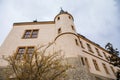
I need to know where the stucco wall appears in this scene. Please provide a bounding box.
[0,23,55,66]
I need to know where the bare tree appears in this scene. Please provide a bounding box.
[4,43,71,80]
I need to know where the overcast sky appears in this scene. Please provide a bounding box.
[0,0,120,51]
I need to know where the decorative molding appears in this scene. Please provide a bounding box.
[54,32,79,42]
[82,50,109,63]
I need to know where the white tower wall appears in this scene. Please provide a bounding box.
[54,12,83,57]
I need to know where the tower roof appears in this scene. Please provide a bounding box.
[54,8,74,21]
[59,8,68,14]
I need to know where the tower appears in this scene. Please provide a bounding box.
[54,9,83,57]
[54,9,95,80]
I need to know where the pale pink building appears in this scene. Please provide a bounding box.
[0,9,119,80]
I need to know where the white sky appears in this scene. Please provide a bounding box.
[0,0,120,51]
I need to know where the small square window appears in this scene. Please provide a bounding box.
[57,17,60,20]
[58,28,61,34]
[69,16,71,19]
[18,47,26,54]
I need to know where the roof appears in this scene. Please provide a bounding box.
[59,8,68,14]
[77,33,110,54]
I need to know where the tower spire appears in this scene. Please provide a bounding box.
[59,8,67,14]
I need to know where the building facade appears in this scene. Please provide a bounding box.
[0,9,119,80]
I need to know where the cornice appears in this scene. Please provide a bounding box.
[54,32,79,42]
[13,21,55,26]
[78,33,111,55]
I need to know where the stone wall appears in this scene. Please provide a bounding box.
[65,57,96,80]
[65,57,116,80]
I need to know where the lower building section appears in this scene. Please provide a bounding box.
[66,57,116,80]
[0,66,6,80]
[0,57,117,80]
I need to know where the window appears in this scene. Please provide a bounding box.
[17,47,26,59]
[23,30,32,38]
[93,59,100,71]
[110,66,115,75]
[57,17,60,20]
[85,57,90,68]
[71,25,75,30]
[23,29,39,39]
[18,47,26,54]
[80,41,84,48]
[69,16,73,20]
[81,57,85,65]
[86,43,93,52]
[58,28,61,34]
[31,30,39,38]
[95,48,102,57]
[16,46,35,59]
[75,39,79,46]
[27,47,34,58]
[102,63,109,74]
[69,16,71,19]
[27,47,34,54]
[103,52,108,60]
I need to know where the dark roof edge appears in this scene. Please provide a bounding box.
[13,21,55,26]
[77,33,110,54]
